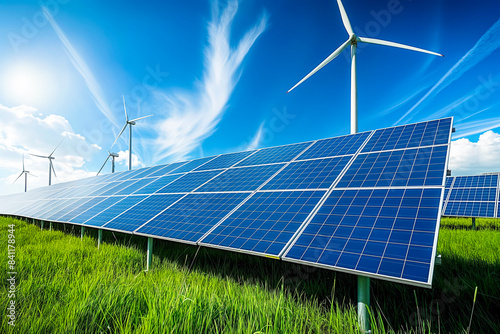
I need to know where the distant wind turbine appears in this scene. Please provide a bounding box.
[13,154,36,192]
[111,96,153,170]
[288,0,443,134]
[97,151,119,175]
[30,138,63,186]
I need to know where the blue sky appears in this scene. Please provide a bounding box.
[1,0,500,195]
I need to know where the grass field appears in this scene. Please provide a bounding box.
[1,216,499,333]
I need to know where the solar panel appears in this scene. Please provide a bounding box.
[135,192,249,243]
[156,170,221,193]
[196,164,285,192]
[442,174,499,218]
[235,142,312,167]
[0,117,453,288]
[103,194,184,232]
[195,151,256,171]
[261,156,352,190]
[84,195,148,227]
[199,190,326,256]
[297,132,370,160]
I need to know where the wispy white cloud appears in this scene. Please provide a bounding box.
[449,131,500,175]
[152,0,267,162]
[115,150,145,169]
[42,7,119,128]
[246,122,265,151]
[395,17,500,125]
[0,104,100,194]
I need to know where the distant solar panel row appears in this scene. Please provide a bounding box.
[0,117,453,288]
[442,174,500,218]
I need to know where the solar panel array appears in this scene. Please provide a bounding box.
[442,174,500,218]
[0,117,453,288]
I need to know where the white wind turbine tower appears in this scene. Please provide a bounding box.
[288,1,443,332]
[96,151,119,175]
[30,139,64,186]
[111,96,153,171]
[13,154,36,192]
[288,0,443,135]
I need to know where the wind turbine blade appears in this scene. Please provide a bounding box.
[123,95,129,122]
[111,123,128,148]
[30,153,49,159]
[30,173,38,178]
[51,161,57,178]
[336,0,353,35]
[49,138,65,157]
[13,172,24,184]
[97,155,111,175]
[288,38,351,93]
[130,114,154,122]
[358,37,443,57]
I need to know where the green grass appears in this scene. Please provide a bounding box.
[440,217,500,230]
[1,216,499,333]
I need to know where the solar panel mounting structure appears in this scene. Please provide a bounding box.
[0,117,453,332]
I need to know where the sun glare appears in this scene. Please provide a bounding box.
[4,63,52,105]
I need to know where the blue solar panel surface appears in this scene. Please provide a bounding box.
[442,174,499,218]
[0,117,454,288]
[135,193,249,243]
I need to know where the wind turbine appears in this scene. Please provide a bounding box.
[97,151,119,175]
[13,154,36,192]
[30,139,63,186]
[111,96,153,170]
[288,0,443,134]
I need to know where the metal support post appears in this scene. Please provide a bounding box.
[41,220,44,230]
[146,237,153,271]
[472,217,476,230]
[358,275,371,333]
[81,226,86,240]
[98,229,103,249]
[50,222,53,231]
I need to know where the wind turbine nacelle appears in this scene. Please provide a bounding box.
[128,121,136,125]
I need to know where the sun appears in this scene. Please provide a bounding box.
[3,62,52,105]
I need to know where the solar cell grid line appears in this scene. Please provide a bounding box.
[155,170,223,193]
[70,196,124,225]
[195,163,286,192]
[169,156,218,174]
[199,190,327,257]
[111,167,150,182]
[103,194,185,232]
[234,141,314,167]
[98,179,139,197]
[113,177,158,196]
[441,176,455,215]
[29,198,68,220]
[87,181,122,197]
[83,195,148,228]
[261,156,353,191]
[282,188,443,286]
[194,150,257,171]
[361,118,452,153]
[58,197,108,222]
[134,192,250,244]
[297,131,371,160]
[14,199,49,218]
[133,174,184,195]
[336,146,448,188]
[496,174,500,218]
[147,161,189,178]
[129,165,167,180]
[44,198,83,222]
